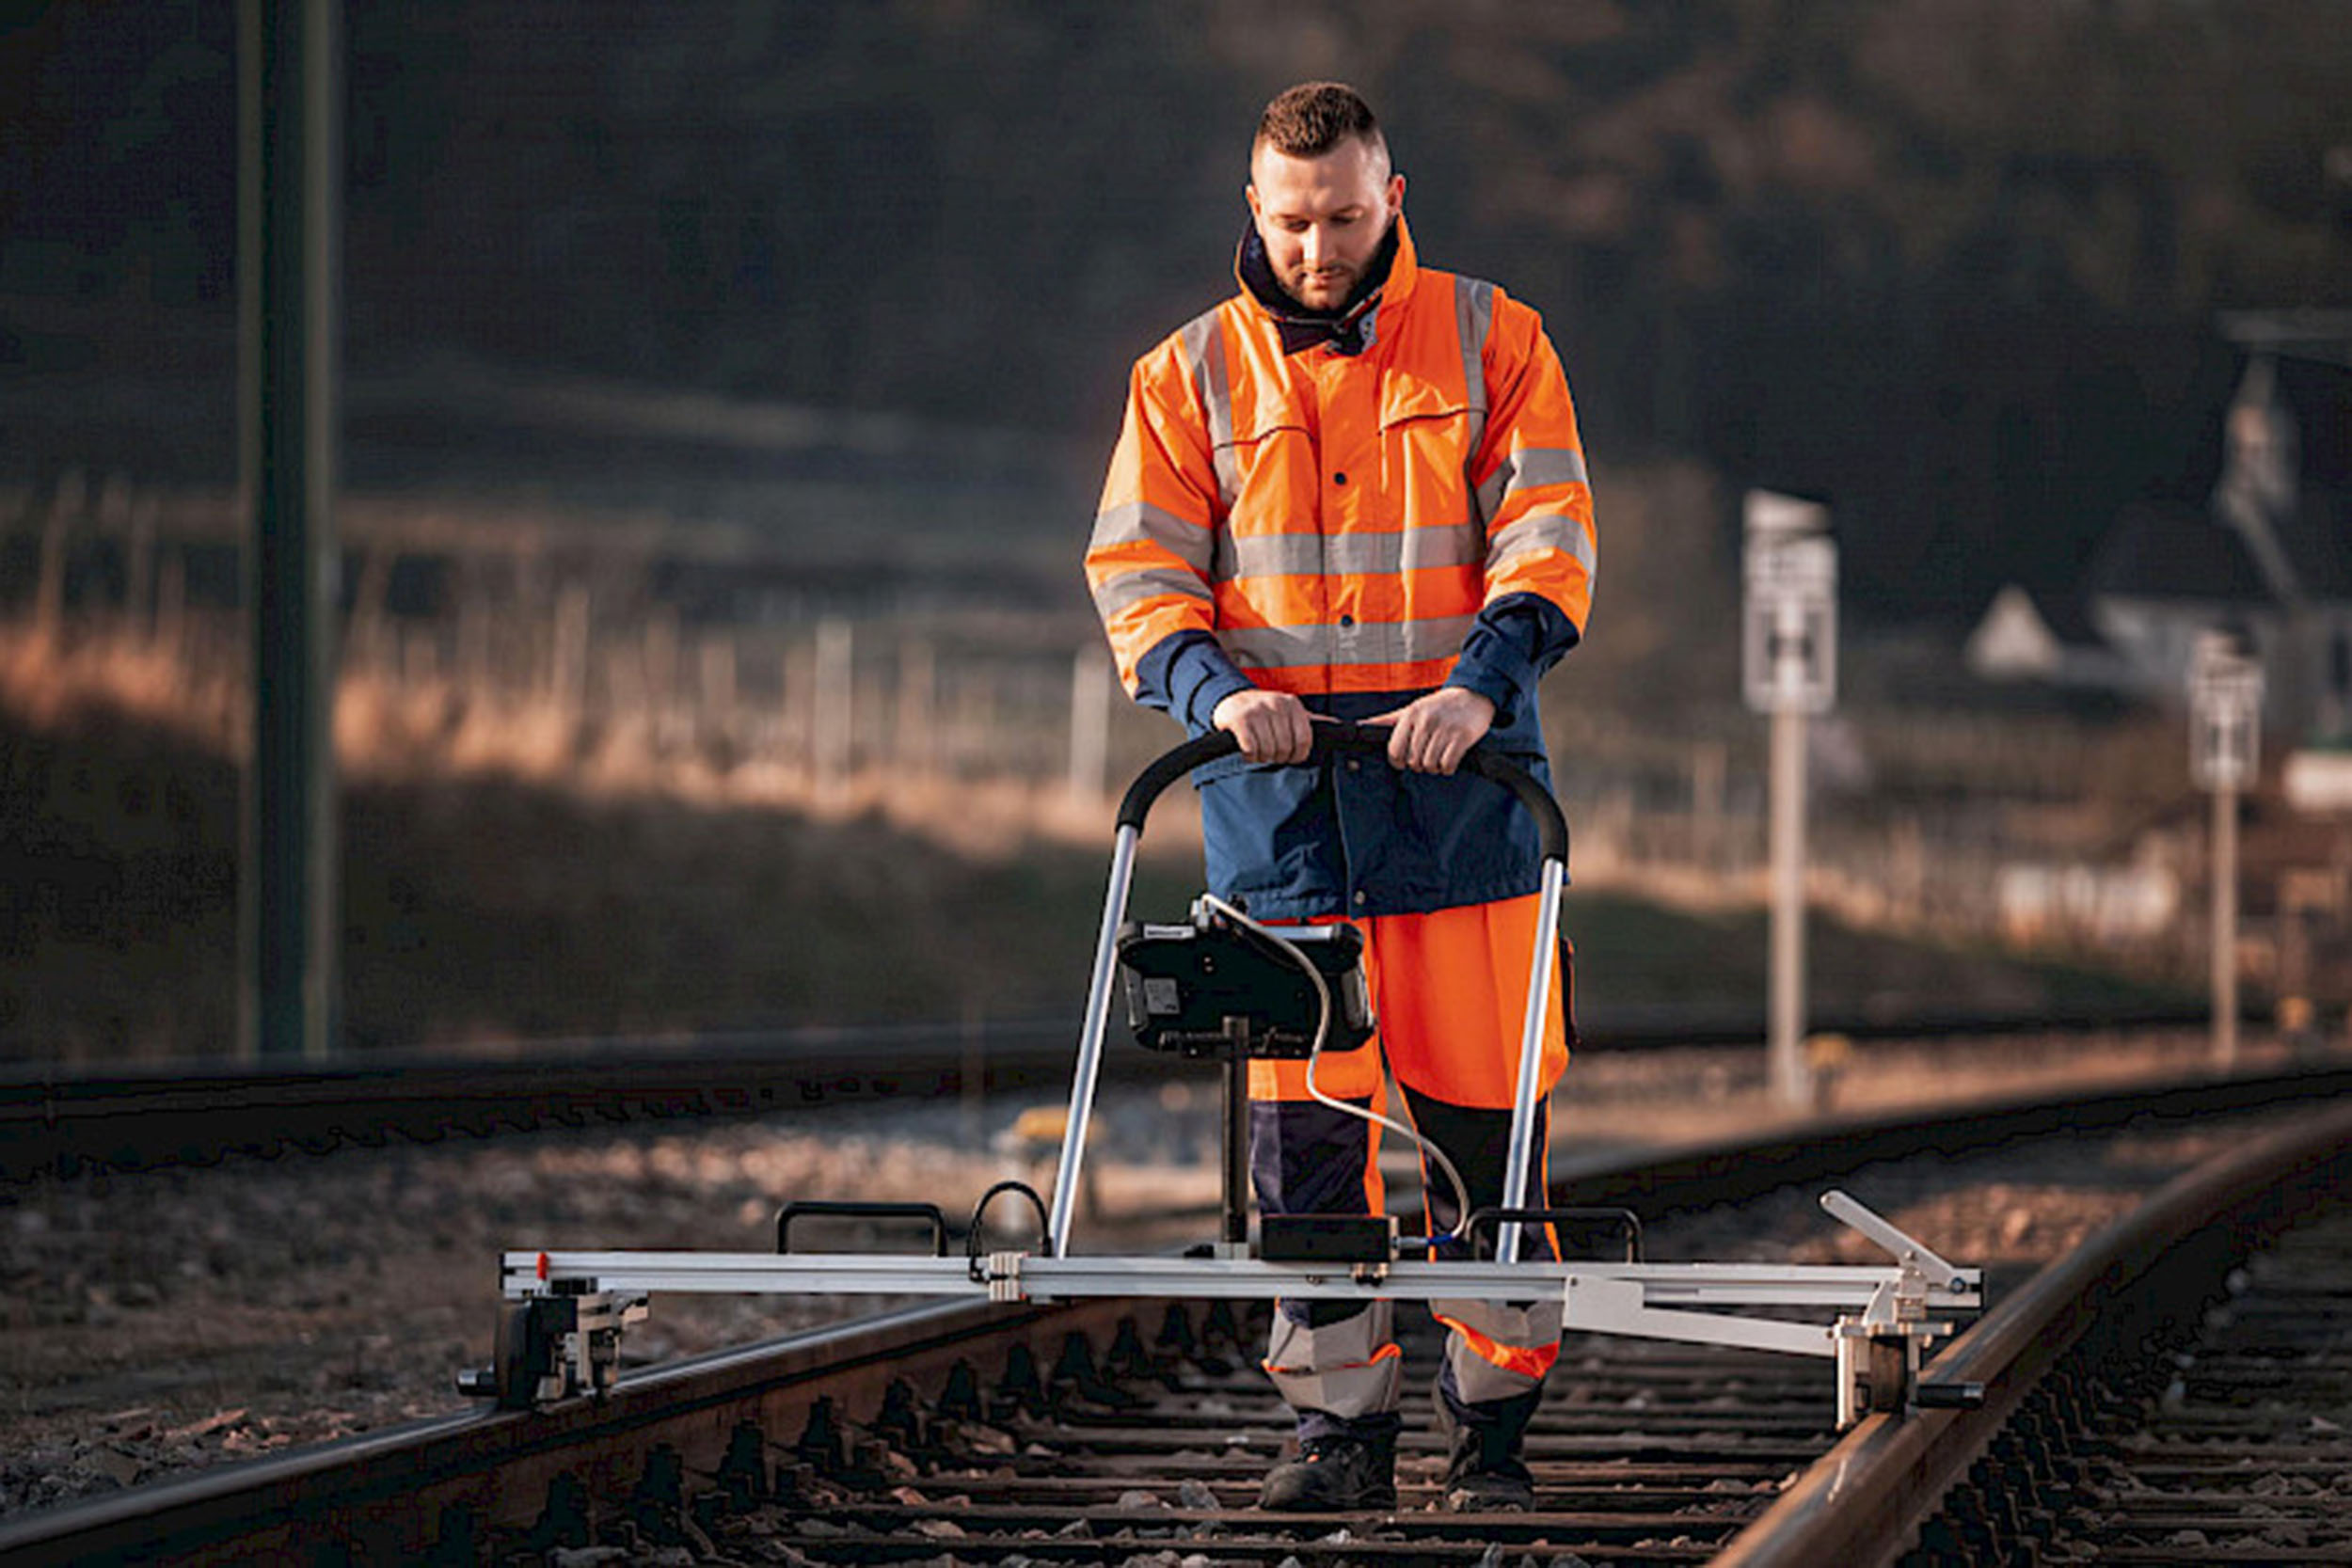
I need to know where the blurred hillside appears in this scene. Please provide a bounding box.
[7,0,2350,627]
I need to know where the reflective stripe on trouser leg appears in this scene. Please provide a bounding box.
[1264,1299,1404,1420]
[1433,1298,1563,1404]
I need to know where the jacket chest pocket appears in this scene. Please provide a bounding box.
[1377,404,1479,528]
[1216,419,1314,518]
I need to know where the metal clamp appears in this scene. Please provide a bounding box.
[1821,1191,1976,1427]
[981,1250,1026,1304]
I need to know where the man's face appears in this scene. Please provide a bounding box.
[1247,136,1405,311]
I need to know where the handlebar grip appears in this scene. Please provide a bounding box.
[1112,721,1569,864]
[1114,730,1238,833]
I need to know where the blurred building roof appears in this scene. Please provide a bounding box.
[2084,499,2269,606]
[1972,333,2352,724]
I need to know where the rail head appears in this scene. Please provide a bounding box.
[1710,1095,2352,1568]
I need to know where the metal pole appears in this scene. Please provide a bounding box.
[1497,858,1565,1264]
[2213,784,2239,1069]
[238,0,340,1062]
[1769,705,1810,1106]
[1049,826,1139,1255]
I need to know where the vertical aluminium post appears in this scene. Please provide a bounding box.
[238,0,341,1062]
[2189,631,2260,1074]
[1768,703,1809,1105]
[1050,824,1139,1255]
[1496,855,1565,1265]
[1744,492,1835,1110]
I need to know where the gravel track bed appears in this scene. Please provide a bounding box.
[0,1028,2321,1522]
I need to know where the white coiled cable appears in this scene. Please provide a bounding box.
[1198,893,1474,1244]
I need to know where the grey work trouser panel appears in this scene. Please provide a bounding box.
[1263,1299,1402,1420]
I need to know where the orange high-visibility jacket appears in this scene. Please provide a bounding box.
[1086,218,1595,919]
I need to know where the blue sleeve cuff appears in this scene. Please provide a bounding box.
[1446,594,1579,726]
[1136,631,1256,733]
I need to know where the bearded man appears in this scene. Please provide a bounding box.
[1085,80,1596,1513]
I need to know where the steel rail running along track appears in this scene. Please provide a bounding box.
[0,1005,2220,1185]
[4,1067,2349,1566]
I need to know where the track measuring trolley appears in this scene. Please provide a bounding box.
[466,726,1985,1433]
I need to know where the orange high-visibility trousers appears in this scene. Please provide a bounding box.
[1251,893,1573,1433]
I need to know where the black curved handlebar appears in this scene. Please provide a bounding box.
[1113,720,1568,865]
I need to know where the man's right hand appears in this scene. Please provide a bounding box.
[1212,688,1313,764]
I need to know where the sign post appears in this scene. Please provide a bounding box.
[2190,631,2263,1070]
[1743,492,1836,1108]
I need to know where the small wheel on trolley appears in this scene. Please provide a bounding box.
[489,1300,557,1410]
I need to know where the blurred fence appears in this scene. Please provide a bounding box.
[0,474,2244,987]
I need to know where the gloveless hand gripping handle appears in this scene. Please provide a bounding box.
[1052,716,1573,1262]
[1114,720,1569,865]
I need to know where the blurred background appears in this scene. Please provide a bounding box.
[5,0,2350,1064]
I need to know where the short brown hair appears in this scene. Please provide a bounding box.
[1254,81,1388,165]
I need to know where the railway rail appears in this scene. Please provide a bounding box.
[0,999,2215,1182]
[4,1062,2347,1566]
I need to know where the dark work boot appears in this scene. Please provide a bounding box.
[1257,1430,1399,1512]
[1433,1373,1538,1513]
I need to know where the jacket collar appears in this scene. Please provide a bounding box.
[1235,215,1418,356]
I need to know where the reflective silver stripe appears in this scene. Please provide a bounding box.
[1434,1296,1561,1404]
[1454,276,1494,509]
[1264,1300,1401,1419]
[1089,499,1213,563]
[1222,612,1477,671]
[1475,445,1589,523]
[1090,566,1213,620]
[1399,521,1486,574]
[1180,309,1240,512]
[1487,511,1597,576]
[1219,525,1483,582]
[1219,624,1324,670]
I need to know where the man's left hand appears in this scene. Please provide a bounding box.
[1363,687,1496,774]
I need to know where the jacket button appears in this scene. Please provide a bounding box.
[1353,891,1368,906]
[1333,471,1348,485]
[1339,613,1355,628]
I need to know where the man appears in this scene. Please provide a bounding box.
[1085,81,1596,1513]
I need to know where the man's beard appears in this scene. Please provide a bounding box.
[1284,264,1356,309]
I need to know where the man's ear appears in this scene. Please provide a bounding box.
[1386,173,1406,216]
[1246,183,1262,219]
